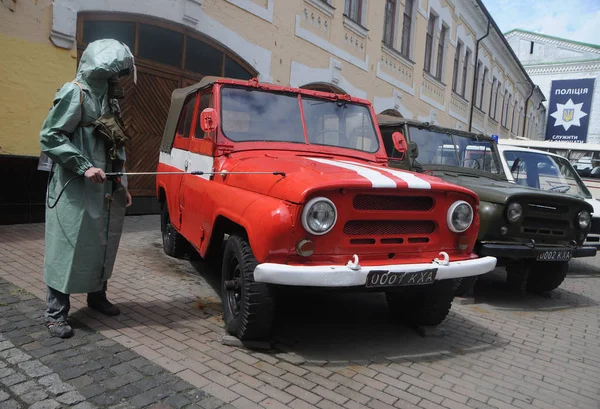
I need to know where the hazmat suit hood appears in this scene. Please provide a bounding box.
[75,39,137,83]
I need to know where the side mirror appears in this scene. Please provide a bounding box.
[510,157,521,173]
[392,131,408,156]
[200,108,219,132]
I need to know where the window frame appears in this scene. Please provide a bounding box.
[435,24,448,80]
[424,13,437,74]
[400,0,414,58]
[452,41,462,93]
[383,0,397,48]
[344,0,364,25]
[461,48,471,98]
[489,76,497,117]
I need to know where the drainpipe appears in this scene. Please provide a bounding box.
[522,84,535,137]
[468,19,491,132]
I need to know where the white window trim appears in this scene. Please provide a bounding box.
[225,0,274,23]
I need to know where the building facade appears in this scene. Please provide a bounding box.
[506,29,600,144]
[0,0,546,223]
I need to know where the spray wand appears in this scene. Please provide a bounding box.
[47,170,287,209]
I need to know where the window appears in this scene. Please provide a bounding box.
[408,127,501,174]
[479,67,488,111]
[501,92,511,128]
[345,0,363,24]
[452,41,462,93]
[511,100,517,133]
[82,20,135,51]
[495,82,502,120]
[489,76,496,117]
[176,95,197,138]
[219,86,380,153]
[225,56,254,80]
[461,48,471,98]
[194,93,212,139]
[81,17,257,80]
[435,25,447,80]
[185,36,223,76]
[400,0,414,58]
[530,41,534,54]
[138,24,184,68]
[424,14,437,74]
[473,60,482,107]
[383,0,396,48]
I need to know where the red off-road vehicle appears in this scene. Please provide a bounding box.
[156,77,497,340]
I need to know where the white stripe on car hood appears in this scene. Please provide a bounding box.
[307,158,397,188]
[340,160,432,190]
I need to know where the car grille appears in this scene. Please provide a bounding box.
[527,203,569,214]
[353,194,434,211]
[344,220,436,236]
[522,217,568,237]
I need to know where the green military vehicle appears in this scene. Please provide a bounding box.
[377,115,597,295]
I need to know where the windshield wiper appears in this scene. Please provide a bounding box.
[443,171,481,178]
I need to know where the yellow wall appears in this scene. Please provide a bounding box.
[0,33,76,156]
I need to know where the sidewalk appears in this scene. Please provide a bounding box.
[0,277,232,409]
[1,215,600,409]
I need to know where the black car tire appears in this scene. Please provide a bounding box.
[526,261,569,293]
[386,278,459,326]
[160,201,188,259]
[222,234,275,340]
[454,276,477,297]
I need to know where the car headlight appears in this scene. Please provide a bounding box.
[578,210,591,229]
[302,197,337,235]
[506,202,523,223]
[447,200,473,233]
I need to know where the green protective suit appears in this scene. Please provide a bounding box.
[39,39,135,294]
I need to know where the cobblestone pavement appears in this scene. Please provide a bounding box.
[0,278,233,409]
[1,215,599,409]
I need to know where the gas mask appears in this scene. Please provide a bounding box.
[108,77,125,99]
[107,67,131,100]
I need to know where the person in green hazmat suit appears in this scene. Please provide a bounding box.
[39,39,137,338]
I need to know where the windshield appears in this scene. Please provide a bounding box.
[408,127,502,174]
[219,86,379,153]
[502,150,592,199]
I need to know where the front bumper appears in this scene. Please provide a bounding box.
[479,242,597,259]
[253,254,497,287]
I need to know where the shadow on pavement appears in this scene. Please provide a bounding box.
[269,289,504,364]
[470,269,599,312]
[567,258,600,277]
[183,249,506,363]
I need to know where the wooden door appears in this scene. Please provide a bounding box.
[119,67,180,196]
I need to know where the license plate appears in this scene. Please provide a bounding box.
[365,268,438,288]
[536,250,572,261]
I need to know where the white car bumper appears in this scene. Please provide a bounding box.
[253,254,497,287]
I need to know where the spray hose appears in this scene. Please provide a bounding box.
[46,170,287,209]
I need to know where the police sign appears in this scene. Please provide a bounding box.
[545,78,595,143]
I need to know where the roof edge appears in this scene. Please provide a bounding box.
[504,29,600,51]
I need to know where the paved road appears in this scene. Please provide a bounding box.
[1,215,599,409]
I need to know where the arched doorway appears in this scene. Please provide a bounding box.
[300,82,347,94]
[380,109,404,118]
[76,12,257,213]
